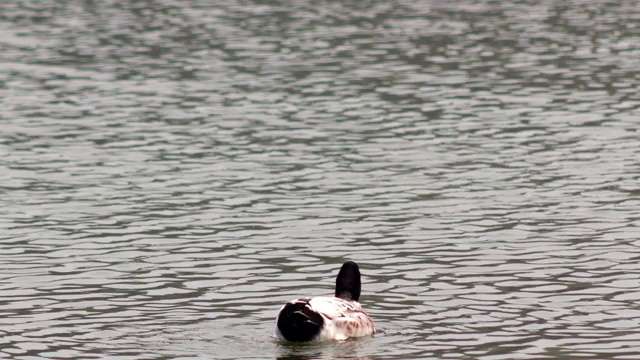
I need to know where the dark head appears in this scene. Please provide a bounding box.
[335,261,362,301]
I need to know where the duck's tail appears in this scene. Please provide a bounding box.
[276,300,324,342]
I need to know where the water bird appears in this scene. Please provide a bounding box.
[274,261,376,342]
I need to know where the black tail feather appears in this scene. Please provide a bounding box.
[276,301,324,342]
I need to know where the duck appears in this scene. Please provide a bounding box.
[274,261,376,342]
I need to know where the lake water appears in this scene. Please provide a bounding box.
[1,1,639,359]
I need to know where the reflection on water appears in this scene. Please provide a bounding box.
[276,338,374,360]
[1,0,639,359]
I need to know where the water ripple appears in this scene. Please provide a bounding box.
[1,0,640,359]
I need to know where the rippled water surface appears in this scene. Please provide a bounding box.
[1,1,640,359]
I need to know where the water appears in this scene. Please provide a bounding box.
[1,0,639,358]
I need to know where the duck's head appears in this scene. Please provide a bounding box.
[335,261,361,301]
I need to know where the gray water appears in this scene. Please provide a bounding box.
[1,1,639,359]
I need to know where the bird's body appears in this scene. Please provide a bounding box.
[274,261,376,342]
